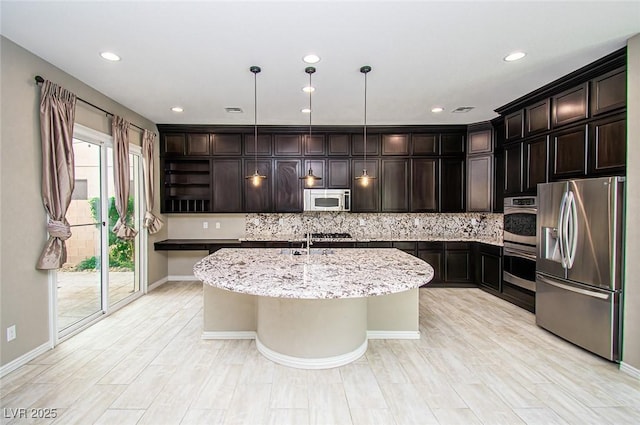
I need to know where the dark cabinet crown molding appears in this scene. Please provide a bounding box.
[494,47,626,116]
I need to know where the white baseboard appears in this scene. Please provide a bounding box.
[256,337,368,369]
[367,330,421,340]
[147,276,169,292]
[168,275,199,282]
[202,331,257,340]
[0,342,52,378]
[620,362,640,380]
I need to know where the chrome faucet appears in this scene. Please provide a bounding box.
[304,231,313,255]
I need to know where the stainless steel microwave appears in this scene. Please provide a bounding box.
[303,189,350,212]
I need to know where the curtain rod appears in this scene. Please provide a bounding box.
[35,75,149,134]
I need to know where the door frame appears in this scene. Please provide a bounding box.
[48,124,147,345]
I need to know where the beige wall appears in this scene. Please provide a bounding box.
[166,214,244,276]
[623,34,640,371]
[0,36,167,368]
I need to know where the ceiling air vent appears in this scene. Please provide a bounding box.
[225,107,243,113]
[452,106,475,113]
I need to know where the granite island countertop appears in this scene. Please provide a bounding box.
[239,234,503,246]
[193,248,434,299]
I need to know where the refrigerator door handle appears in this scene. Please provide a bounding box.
[567,191,578,269]
[558,191,568,268]
[537,275,610,300]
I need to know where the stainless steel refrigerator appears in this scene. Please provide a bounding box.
[536,176,625,361]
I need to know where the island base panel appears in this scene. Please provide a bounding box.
[367,288,419,333]
[257,297,367,368]
[203,286,256,336]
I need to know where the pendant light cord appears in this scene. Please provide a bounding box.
[254,69,258,170]
[309,70,312,141]
[363,69,367,164]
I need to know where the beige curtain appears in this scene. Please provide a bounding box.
[36,80,77,270]
[142,130,163,234]
[112,116,138,240]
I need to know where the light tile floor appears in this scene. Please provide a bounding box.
[1,282,639,424]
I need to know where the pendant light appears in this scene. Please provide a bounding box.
[245,66,267,187]
[299,66,322,186]
[355,65,375,186]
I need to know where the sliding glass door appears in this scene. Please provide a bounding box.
[55,126,144,338]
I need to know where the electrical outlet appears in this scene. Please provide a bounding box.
[203,221,208,229]
[215,222,221,229]
[7,325,16,342]
[471,218,478,225]
[359,219,366,226]
[414,218,420,226]
[254,218,260,225]
[279,218,284,226]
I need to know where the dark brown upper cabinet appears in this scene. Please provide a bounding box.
[303,159,326,189]
[523,136,548,193]
[328,134,350,156]
[303,134,326,156]
[525,99,550,136]
[467,155,492,212]
[244,134,272,156]
[327,159,350,188]
[503,142,523,196]
[162,133,186,156]
[243,159,272,212]
[440,158,465,212]
[411,159,438,212]
[505,110,523,142]
[274,135,302,156]
[412,134,439,155]
[352,134,380,156]
[212,159,242,212]
[440,133,465,155]
[468,130,492,155]
[274,159,302,212]
[212,134,242,156]
[550,125,587,180]
[382,134,410,155]
[552,83,588,128]
[186,133,211,156]
[591,67,626,116]
[381,159,409,212]
[351,159,380,212]
[588,113,626,175]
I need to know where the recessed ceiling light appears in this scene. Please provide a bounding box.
[225,107,243,113]
[452,106,475,113]
[303,54,320,64]
[301,108,311,113]
[302,86,315,93]
[171,106,184,113]
[431,107,444,113]
[504,51,526,62]
[100,51,121,61]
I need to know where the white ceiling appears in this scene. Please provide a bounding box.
[1,1,639,126]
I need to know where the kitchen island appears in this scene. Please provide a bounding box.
[194,248,433,368]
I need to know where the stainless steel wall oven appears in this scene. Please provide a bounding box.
[503,196,537,292]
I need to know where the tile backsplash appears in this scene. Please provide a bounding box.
[245,212,503,243]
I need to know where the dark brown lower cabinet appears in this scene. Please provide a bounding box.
[212,159,242,212]
[588,113,626,175]
[473,243,502,292]
[418,241,473,287]
[444,242,472,284]
[274,159,302,212]
[417,242,443,285]
[243,159,272,212]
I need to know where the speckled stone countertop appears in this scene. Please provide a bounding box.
[239,234,502,246]
[193,248,434,299]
